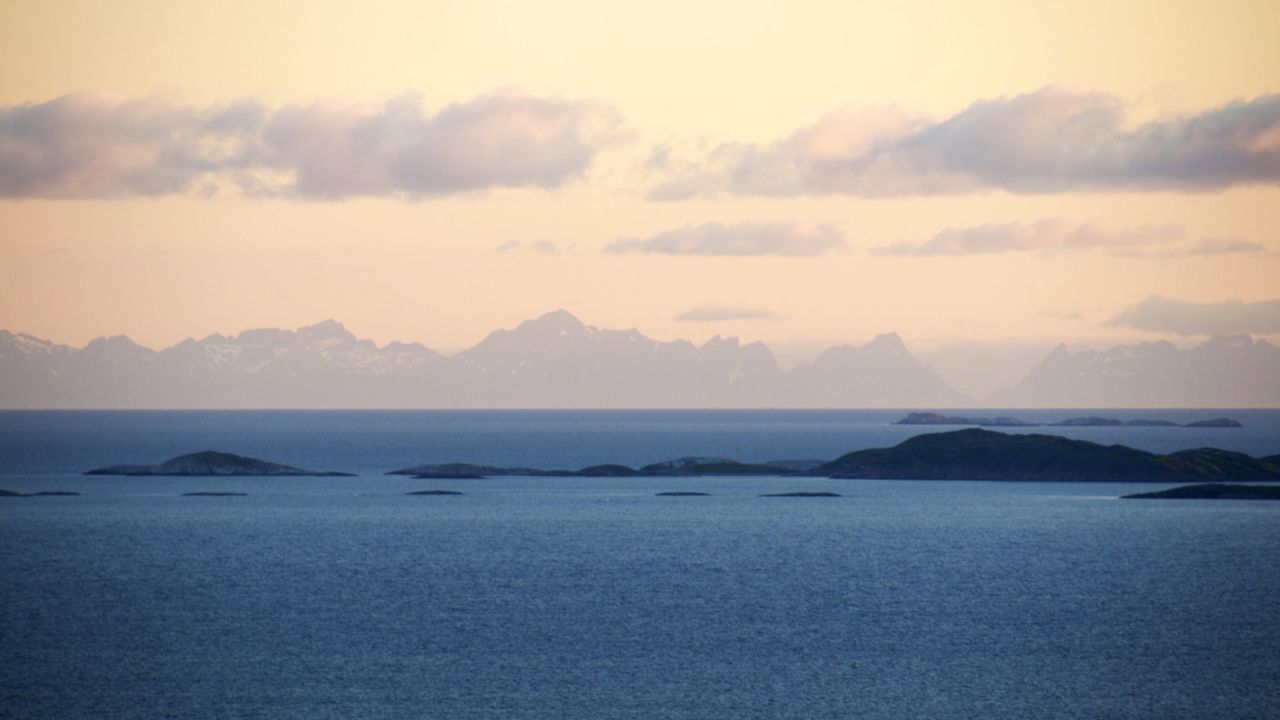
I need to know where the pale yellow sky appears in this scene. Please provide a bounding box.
[1,0,1278,351]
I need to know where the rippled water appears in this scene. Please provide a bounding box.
[2,411,1278,719]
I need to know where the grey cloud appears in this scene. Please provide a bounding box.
[648,88,1280,199]
[606,221,846,257]
[674,305,780,322]
[874,219,1184,256]
[1188,236,1266,255]
[0,93,256,198]
[0,92,620,199]
[1107,295,1280,336]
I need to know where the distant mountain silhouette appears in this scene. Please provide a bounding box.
[988,335,1280,407]
[0,312,970,408]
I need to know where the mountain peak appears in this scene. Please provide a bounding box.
[297,319,355,342]
[518,310,588,335]
[865,332,908,355]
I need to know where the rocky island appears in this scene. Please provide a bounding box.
[86,451,354,477]
[1122,484,1280,500]
[814,429,1280,483]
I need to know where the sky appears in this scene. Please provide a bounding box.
[1,0,1278,358]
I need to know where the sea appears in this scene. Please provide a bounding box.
[2,409,1278,719]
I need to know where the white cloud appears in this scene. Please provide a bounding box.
[648,87,1280,199]
[874,219,1184,256]
[605,221,846,257]
[0,92,621,199]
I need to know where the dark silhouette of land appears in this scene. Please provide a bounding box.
[87,451,354,477]
[181,491,248,496]
[390,429,1280,483]
[82,431,1280,483]
[760,492,842,497]
[816,429,1280,482]
[1122,484,1280,500]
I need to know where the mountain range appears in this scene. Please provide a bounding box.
[1,311,1276,408]
[990,334,1280,407]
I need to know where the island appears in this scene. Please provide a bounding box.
[86,450,354,477]
[387,457,821,479]
[1,489,80,497]
[814,429,1280,483]
[760,492,842,497]
[894,412,1241,428]
[894,413,1037,427]
[181,491,248,496]
[382,429,1279,483]
[1184,418,1245,428]
[1122,484,1280,500]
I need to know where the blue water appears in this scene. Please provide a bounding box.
[2,411,1279,719]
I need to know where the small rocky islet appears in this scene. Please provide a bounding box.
[760,492,842,498]
[181,492,248,497]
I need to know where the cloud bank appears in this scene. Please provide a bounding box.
[647,87,1280,199]
[674,305,779,322]
[874,219,1185,256]
[605,221,845,257]
[0,92,620,199]
[1107,296,1280,336]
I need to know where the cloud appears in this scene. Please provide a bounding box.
[605,221,846,257]
[1107,295,1280,336]
[0,93,260,198]
[647,87,1280,199]
[874,219,1184,256]
[674,305,780,322]
[0,91,621,199]
[1188,236,1266,255]
[495,239,573,254]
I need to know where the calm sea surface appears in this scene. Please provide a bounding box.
[2,410,1278,719]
